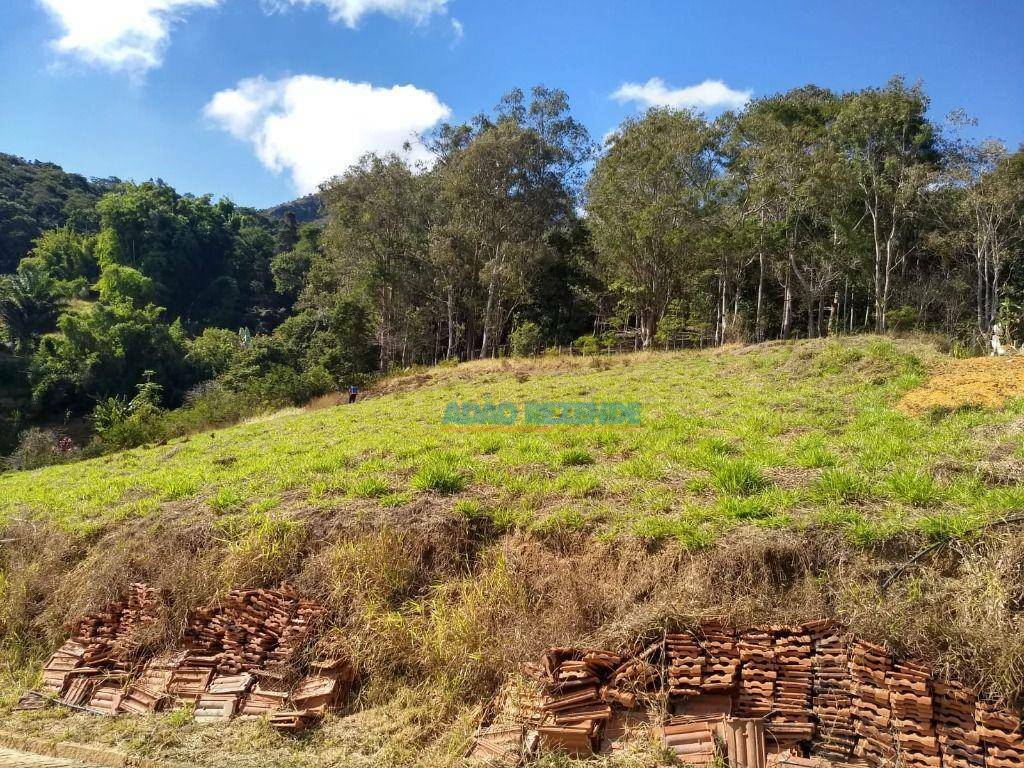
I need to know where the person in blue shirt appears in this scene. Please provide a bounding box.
[348,385,358,404]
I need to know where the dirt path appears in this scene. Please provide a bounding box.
[0,749,93,768]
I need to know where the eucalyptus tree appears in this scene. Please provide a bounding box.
[832,78,938,332]
[939,140,1024,337]
[433,87,591,358]
[725,87,860,339]
[587,108,723,348]
[319,153,433,369]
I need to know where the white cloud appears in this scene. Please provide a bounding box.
[612,77,752,111]
[36,0,219,75]
[271,0,448,27]
[205,75,451,193]
[38,0,452,75]
[450,17,464,41]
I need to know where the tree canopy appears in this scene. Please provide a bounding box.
[2,79,1023,459]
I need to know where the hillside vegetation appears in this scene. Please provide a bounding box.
[3,336,1024,766]
[4,80,1023,475]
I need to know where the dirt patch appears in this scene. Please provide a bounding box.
[900,356,1024,414]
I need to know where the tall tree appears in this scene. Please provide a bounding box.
[319,154,432,369]
[833,78,937,332]
[728,87,850,339]
[587,108,722,347]
[427,87,592,359]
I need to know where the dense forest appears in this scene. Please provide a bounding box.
[1,78,1022,466]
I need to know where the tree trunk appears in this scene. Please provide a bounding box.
[479,257,499,358]
[870,203,886,333]
[754,249,765,342]
[780,268,792,339]
[445,284,457,359]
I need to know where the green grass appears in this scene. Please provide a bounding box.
[557,447,595,467]
[886,468,943,507]
[812,468,870,503]
[411,457,469,494]
[349,475,392,499]
[708,458,771,496]
[1,335,1019,550]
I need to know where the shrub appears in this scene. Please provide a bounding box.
[5,428,77,471]
[188,327,244,378]
[710,458,769,496]
[886,306,920,332]
[509,320,544,357]
[412,457,468,494]
[571,334,602,356]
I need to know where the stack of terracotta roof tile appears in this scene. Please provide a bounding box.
[806,620,856,763]
[976,698,1024,768]
[888,659,940,768]
[518,645,661,757]
[531,651,612,757]
[87,675,129,715]
[69,583,159,666]
[737,629,777,719]
[239,683,290,717]
[41,640,88,695]
[602,641,661,709]
[933,681,983,768]
[183,586,324,675]
[700,622,741,691]
[35,583,349,732]
[660,714,767,767]
[659,714,724,765]
[768,627,815,751]
[849,640,896,766]
[118,651,183,714]
[270,658,356,733]
[40,583,159,702]
[666,631,704,699]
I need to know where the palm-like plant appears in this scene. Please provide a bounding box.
[0,262,63,353]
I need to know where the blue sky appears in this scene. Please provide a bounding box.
[2,0,1022,209]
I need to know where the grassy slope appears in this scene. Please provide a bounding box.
[4,335,1022,540]
[3,336,1024,767]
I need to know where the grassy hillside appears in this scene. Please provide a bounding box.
[3,335,1021,541]
[3,336,1024,767]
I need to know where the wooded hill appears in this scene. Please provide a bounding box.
[1,78,1022,463]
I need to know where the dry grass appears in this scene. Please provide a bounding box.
[5,511,1024,765]
[899,356,1024,414]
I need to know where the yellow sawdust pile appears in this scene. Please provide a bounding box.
[900,355,1024,414]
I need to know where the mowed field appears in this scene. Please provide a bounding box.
[2,336,1022,546]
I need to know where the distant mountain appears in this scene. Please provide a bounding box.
[0,153,119,273]
[262,193,325,225]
